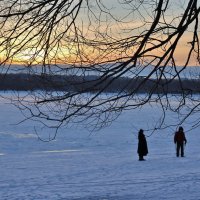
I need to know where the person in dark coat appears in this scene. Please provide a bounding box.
[137,129,148,161]
[174,126,187,157]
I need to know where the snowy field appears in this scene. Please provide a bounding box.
[1,92,200,200]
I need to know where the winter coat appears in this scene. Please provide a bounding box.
[174,131,187,144]
[137,132,148,156]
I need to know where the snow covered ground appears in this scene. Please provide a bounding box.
[1,92,200,200]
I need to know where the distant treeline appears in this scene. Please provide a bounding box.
[0,73,200,94]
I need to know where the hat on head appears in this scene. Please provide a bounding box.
[179,126,183,131]
[139,129,144,133]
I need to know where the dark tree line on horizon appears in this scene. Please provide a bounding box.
[1,73,200,95]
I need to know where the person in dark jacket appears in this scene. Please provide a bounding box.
[174,126,187,157]
[137,129,148,161]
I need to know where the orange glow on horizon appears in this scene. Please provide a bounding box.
[0,31,199,67]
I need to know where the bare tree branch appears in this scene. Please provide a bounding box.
[0,0,199,138]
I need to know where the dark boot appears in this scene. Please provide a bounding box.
[139,156,145,161]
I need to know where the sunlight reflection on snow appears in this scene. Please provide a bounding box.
[0,131,37,139]
[33,149,81,154]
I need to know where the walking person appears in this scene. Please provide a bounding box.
[137,129,148,161]
[174,126,187,157]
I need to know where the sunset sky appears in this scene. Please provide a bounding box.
[0,0,199,66]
